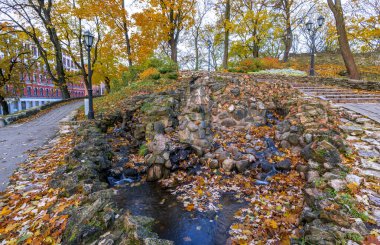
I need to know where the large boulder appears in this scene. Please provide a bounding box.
[302,140,341,165]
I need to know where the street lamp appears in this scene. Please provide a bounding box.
[83,30,95,120]
[207,39,212,72]
[305,15,324,76]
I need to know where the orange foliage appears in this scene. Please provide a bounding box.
[261,57,283,69]
[139,67,160,80]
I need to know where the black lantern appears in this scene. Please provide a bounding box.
[207,39,212,48]
[306,21,313,32]
[317,15,325,27]
[83,30,95,119]
[83,30,94,49]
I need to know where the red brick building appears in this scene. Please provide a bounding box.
[1,44,102,115]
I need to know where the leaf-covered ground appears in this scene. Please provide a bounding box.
[0,129,81,244]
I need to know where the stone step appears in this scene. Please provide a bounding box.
[321,94,380,99]
[361,160,380,171]
[361,169,380,178]
[299,88,348,91]
[302,90,350,93]
[325,98,380,103]
[306,91,375,96]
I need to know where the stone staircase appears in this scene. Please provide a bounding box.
[292,84,380,103]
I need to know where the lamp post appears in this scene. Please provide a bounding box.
[305,15,325,76]
[207,39,212,72]
[83,30,95,120]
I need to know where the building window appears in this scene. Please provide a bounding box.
[40,74,43,83]
[34,88,37,96]
[40,88,43,97]
[27,87,31,96]
[34,74,37,83]
[46,89,49,97]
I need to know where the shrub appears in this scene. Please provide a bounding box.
[139,67,161,80]
[165,72,179,80]
[144,56,178,74]
[261,57,283,69]
[158,59,178,74]
[122,66,142,85]
[239,58,263,72]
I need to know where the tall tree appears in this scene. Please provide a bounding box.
[274,0,306,62]
[231,0,275,58]
[222,0,231,69]
[327,0,361,79]
[143,0,196,63]
[121,0,133,67]
[0,0,71,98]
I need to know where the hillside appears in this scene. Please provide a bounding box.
[289,52,380,82]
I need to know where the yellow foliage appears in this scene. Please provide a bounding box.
[139,68,161,80]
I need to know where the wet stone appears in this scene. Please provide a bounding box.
[222,159,235,172]
[236,160,250,173]
[276,159,291,171]
[221,118,237,127]
[230,87,240,97]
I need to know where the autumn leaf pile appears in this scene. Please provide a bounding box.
[0,131,81,244]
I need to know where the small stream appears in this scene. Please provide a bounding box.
[114,183,246,245]
[109,111,286,244]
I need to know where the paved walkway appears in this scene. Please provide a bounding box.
[0,101,83,191]
[339,103,380,123]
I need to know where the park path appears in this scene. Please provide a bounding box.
[292,84,380,123]
[0,101,83,191]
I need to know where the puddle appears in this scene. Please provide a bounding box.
[114,182,246,245]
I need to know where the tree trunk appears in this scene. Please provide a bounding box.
[60,84,70,99]
[283,28,292,62]
[125,31,133,67]
[170,41,178,63]
[195,31,199,70]
[104,77,111,94]
[222,0,231,70]
[0,95,9,115]
[253,43,260,58]
[282,0,292,62]
[122,0,133,67]
[327,0,361,80]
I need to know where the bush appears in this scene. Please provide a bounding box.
[165,72,179,80]
[139,67,161,80]
[158,59,178,74]
[260,57,283,69]
[122,66,142,85]
[144,56,178,74]
[238,58,263,73]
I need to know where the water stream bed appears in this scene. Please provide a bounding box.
[114,182,246,244]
